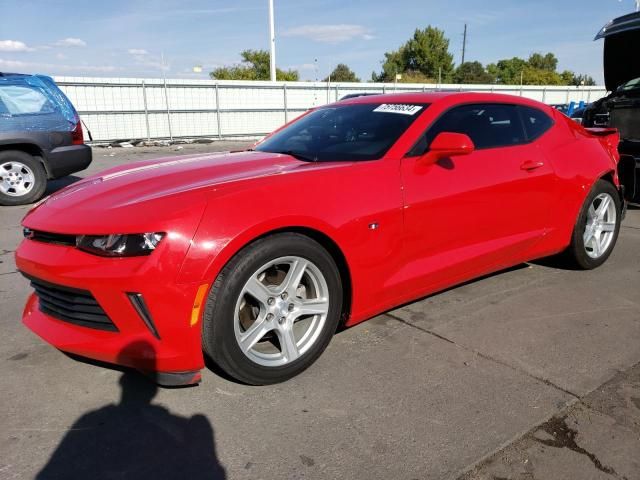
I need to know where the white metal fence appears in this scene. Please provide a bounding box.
[53,76,608,142]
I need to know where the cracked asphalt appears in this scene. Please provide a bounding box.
[1,142,639,480]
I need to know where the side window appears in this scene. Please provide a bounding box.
[407,103,527,156]
[0,85,56,115]
[519,106,553,141]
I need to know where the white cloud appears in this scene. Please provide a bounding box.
[0,40,35,52]
[128,48,148,55]
[281,24,374,43]
[286,63,317,71]
[0,58,28,69]
[54,38,87,48]
[129,52,170,72]
[0,58,118,73]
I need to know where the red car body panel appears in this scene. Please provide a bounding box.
[15,93,622,383]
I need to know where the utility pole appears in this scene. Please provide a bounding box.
[461,23,467,65]
[268,0,276,82]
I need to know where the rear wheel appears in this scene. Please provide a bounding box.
[565,179,621,270]
[202,233,343,385]
[0,151,47,206]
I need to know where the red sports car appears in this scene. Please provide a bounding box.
[16,93,627,386]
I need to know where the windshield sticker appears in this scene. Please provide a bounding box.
[373,104,423,115]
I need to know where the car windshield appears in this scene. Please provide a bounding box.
[255,103,428,161]
[619,77,640,91]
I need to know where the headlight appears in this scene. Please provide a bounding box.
[76,233,165,257]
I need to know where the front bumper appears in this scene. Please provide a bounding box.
[16,238,207,384]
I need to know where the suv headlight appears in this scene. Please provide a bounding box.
[76,233,165,257]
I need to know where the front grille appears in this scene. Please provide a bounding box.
[24,274,117,332]
[24,229,76,247]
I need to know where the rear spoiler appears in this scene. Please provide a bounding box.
[584,127,619,137]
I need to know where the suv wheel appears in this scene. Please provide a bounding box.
[0,151,47,206]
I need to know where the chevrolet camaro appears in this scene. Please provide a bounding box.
[16,93,626,386]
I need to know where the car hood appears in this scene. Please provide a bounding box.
[22,150,317,234]
[595,12,640,91]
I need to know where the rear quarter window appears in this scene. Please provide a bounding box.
[519,106,553,141]
[0,85,56,115]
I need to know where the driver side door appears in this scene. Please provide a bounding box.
[398,103,556,294]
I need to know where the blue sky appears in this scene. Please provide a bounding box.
[0,0,637,84]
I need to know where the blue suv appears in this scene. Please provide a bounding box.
[0,73,91,205]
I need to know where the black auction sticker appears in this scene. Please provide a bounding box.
[373,104,423,115]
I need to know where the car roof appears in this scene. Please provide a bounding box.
[336,91,551,110]
[0,72,32,79]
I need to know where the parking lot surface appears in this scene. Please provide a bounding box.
[1,143,639,479]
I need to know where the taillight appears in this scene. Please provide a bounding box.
[71,119,84,145]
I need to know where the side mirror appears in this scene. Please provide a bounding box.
[420,132,475,164]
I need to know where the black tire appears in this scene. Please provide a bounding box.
[565,179,622,270]
[0,150,47,206]
[202,233,343,385]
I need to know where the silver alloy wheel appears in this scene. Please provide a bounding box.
[0,161,35,197]
[233,256,330,367]
[583,192,617,259]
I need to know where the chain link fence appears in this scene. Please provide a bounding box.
[53,76,608,142]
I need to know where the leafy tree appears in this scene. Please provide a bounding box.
[397,70,435,83]
[560,70,575,85]
[527,52,558,72]
[453,61,493,84]
[487,52,596,86]
[375,26,454,82]
[570,73,596,86]
[210,49,299,81]
[486,57,528,84]
[377,48,405,82]
[324,64,360,82]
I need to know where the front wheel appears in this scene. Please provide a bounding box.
[202,233,343,385]
[565,179,622,270]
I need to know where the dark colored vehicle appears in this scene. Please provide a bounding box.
[0,73,91,205]
[570,106,588,124]
[551,103,589,124]
[340,92,379,101]
[584,12,640,202]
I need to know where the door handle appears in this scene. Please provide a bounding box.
[520,160,545,171]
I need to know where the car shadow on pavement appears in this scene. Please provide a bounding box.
[37,341,226,480]
[44,175,83,196]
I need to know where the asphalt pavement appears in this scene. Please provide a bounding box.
[1,142,638,480]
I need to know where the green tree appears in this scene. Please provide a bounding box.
[324,63,360,82]
[453,61,493,84]
[210,49,299,81]
[486,52,597,86]
[378,48,406,82]
[486,57,528,84]
[527,52,558,72]
[376,26,454,82]
[397,70,435,83]
[570,73,597,86]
